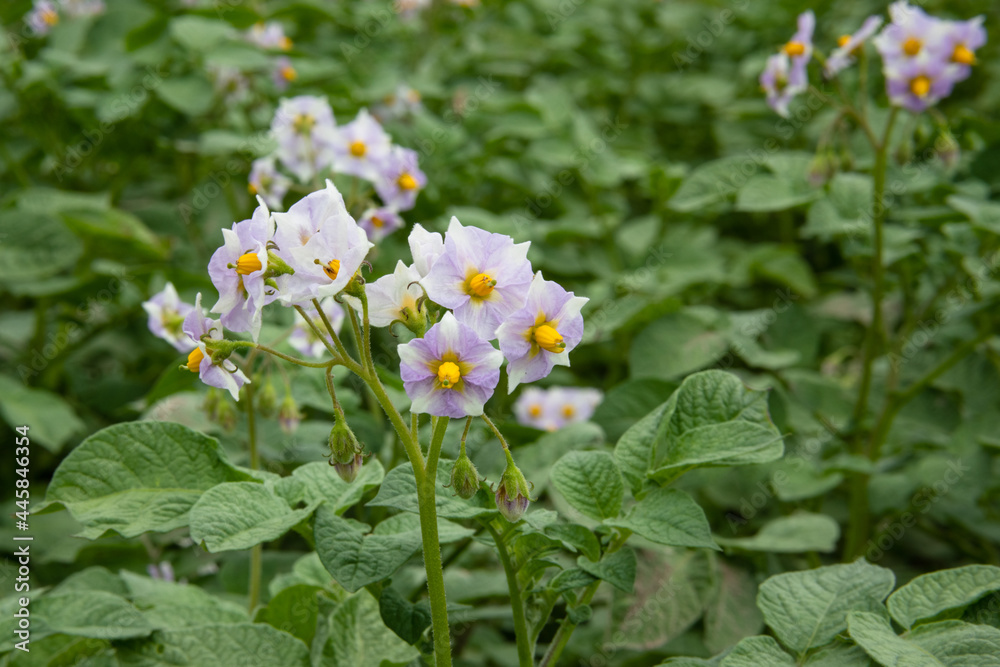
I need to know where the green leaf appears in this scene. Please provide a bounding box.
[735,175,817,212]
[720,636,796,667]
[378,586,432,645]
[614,396,674,494]
[716,513,840,553]
[156,77,215,116]
[0,375,84,453]
[120,571,247,631]
[703,560,764,653]
[549,568,597,594]
[545,523,601,562]
[888,565,1000,630]
[550,450,624,521]
[757,559,895,655]
[189,482,320,552]
[274,459,384,515]
[314,591,420,667]
[368,459,498,520]
[577,547,636,593]
[313,506,422,593]
[1,590,153,649]
[44,421,254,539]
[60,208,164,258]
[0,211,83,283]
[629,310,729,380]
[848,611,942,667]
[116,623,309,666]
[168,15,235,51]
[668,156,745,212]
[908,620,1000,666]
[255,584,324,646]
[801,641,874,666]
[592,379,676,442]
[607,488,718,549]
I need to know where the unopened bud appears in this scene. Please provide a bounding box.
[494,451,531,523]
[450,453,481,499]
[935,132,960,168]
[807,150,836,187]
[327,419,361,465]
[256,381,278,417]
[331,452,363,483]
[278,395,302,434]
[214,398,237,432]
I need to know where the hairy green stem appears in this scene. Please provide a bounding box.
[487,522,533,667]
[419,417,453,667]
[245,381,262,613]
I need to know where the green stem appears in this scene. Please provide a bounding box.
[293,304,341,360]
[237,342,334,368]
[418,416,452,667]
[245,381,262,613]
[486,522,533,667]
[311,298,358,366]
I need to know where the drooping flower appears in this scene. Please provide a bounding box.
[332,109,392,181]
[374,146,426,211]
[249,157,292,210]
[761,11,814,117]
[271,96,337,183]
[364,260,425,329]
[513,386,603,431]
[358,206,404,242]
[397,312,503,418]
[247,21,292,51]
[26,1,59,35]
[207,199,275,341]
[288,297,345,358]
[421,217,533,339]
[272,180,373,305]
[494,451,531,522]
[496,272,587,392]
[272,56,297,92]
[278,394,302,434]
[143,282,196,352]
[408,223,445,278]
[825,16,884,76]
[181,294,250,401]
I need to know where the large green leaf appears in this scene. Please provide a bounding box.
[120,571,247,630]
[44,421,254,539]
[629,310,729,381]
[887,565,1000,630]
[314,591,420,667]
[607,488,718,549]
[720,636,795,667]
[116,623,310,666]
[368,459,498,520]
[0,210,83,283]
[716,513,840,553]
[908,620,1000,666]
[273,459,384,515]
[578,547,636,593]
[757,559,895,655]
[668,156,745,212]
[0,374,84,453]
[550,450,624,521]
[848,611,942,667]
[703,560,764,653]
[189,482,320,552]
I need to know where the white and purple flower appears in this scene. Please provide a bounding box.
[408,223,445,278]
[249,157,292,210]
[513,386,602,431]
[272,56,297,92]
[374,146,426,211]
[182,294,250,401]
[397,312,503,418]
[26,1,59,35]
[760,11,814,117]
[358,206,404,242]
[271,96,337,183]
[247,21,292,51]
[143,282,196,352]
[289,297,345,358]
[332,109,392,181]
[496,272,587,392]
[365,260,424,328]
[422,217,533,340]
[825,16,884,77]
[207,199,275,342]
[272,180,373,305]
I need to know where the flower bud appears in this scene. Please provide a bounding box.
[331,451,364,483]
[256,380,278,417]
[278,395,302,434]
[214,397,237,432]
[450,453,481,499]
[494,451,531,523]
[202,388,221,418]
[807,150,836,188]
[934,132,960,168]
[327,419,361,465]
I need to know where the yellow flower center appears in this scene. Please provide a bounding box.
[321,259,341,280]
[279,36,292,50]
[398,173,417,190]
[783,41,806,57]
[350,141,367,157]
[437,361,461,388]
[235,252,262,275]
[466,272,496,298]
[952,44,976,65]
[248,183,258,195]
[42,8,58,25]
[910,75,931,97]
[561,404,575,418]
[533,324,565,353]
[903,37,922,56]
[837,34,851,48]
[281,65,297,81]
[293,113,315,134]
[186,348,205,373]
[371,216,384,228]
[529,404,542,417]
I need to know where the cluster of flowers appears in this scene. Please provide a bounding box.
[761,2,986,116]
[25,0,104,36]
[513,386,602,432]
[248,96,426,243]
[145,180,586,421]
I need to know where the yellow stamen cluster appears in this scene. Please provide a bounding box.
[783,41,806,57]
[910,75,931,97]
[371,216,384,228]
[320,259,341,280]
[903,37,922,56]
[281,66,297,82]
[837,34,852,48]
[952,44,976,65]
[186,348,205,373]
[529,404,542,418]
[398,173,417,190]
[293,113,315,134]
[279,36,293,50]
[235,252,262,275]
[350,141,367,157]
[248,183,258,195]
[437,361,461,388]
[466,273,496,298]
[561,405,575,418]
[533,324,565,353]
[42,9,58,25]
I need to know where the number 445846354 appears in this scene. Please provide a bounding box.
[15,426,30,526]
